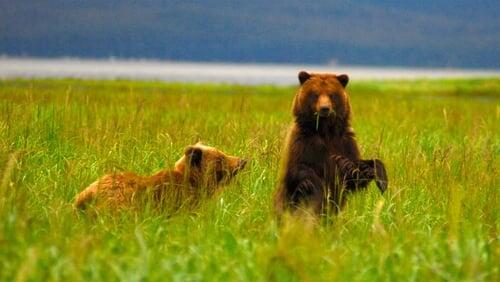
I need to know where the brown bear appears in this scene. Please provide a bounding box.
[274,71,388,217]
[75,142,247,212]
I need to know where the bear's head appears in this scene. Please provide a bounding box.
[292,71,351,132]
[174,142,247,188]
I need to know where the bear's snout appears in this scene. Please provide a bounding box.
[228,157,248,176]
[239,159,248,169]
[234,158,248,173]
[316,95,333,117]
[319,106,330,116]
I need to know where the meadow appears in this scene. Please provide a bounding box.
[0,78,498,281]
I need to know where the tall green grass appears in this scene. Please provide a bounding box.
[0,78,498,281]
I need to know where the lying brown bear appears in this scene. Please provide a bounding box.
[75,142,247,212]
[275,71,388,217]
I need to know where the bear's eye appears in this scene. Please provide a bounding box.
[331,94,342,104]
[214,157,224,168]
[308,92,319,101]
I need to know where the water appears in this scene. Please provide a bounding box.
[1,57,499,85]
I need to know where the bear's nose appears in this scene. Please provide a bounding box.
[319,106,330,116]
[231,159,248,176]
[239,159,248,169]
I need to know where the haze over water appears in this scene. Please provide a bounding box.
[1,57,499,86]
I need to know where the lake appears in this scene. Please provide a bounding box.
[1,57,499,85]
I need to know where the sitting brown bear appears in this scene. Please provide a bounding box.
[75,142,247,212]
[274,71,388,217]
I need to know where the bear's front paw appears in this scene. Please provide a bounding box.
[373,159,388,193]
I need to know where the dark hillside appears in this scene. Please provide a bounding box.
[1,0,499,68]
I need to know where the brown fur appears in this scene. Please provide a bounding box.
[75,143,247,212]
[275,71,388,217]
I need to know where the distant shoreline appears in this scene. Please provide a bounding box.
[1,57,499,85]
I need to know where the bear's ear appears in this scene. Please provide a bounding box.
[336,74,349,87]
[298,71,311,85]
[185,146,203,167]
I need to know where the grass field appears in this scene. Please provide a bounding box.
[0,78,498,281]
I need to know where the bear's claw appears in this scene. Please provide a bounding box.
[373,159,388,193]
